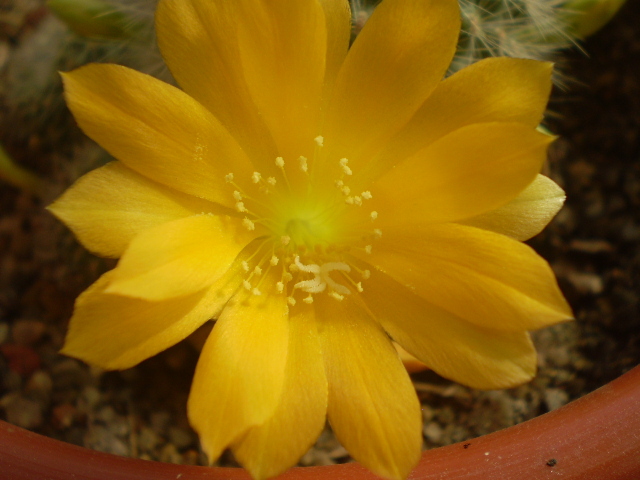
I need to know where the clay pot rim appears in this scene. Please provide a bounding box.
[1,365,639,480]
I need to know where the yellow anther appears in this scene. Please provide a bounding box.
[364,245,372,254]
[242,218,255,231]
[225,173,234,183]
[361,191,372,200]
[373,228,382,238]
[236,201,247,213]
[339,158,349,167]
[281,235,291,246]
[287,296,296,306]
[329,291,344,301]
[299,156,308,173]
[341,185,351,196]
[253,266,263,275]
[270,255,279,266]
[267,177,276,186]
[370,211,378,221]
[335,180,344,188]
[345,197,355,205]
[314,135,324,146]
[339,158,352,176]
[276,281,284,293]
[243,280,251,290]
[342,165,353,175]
[303,295,314,304]
[356,282,364,293]
[251,172,262,183]
[233,191,243,201]
[252,287,261,296]
[283,272,293,282]
[241,261,250,272]
[362,269,371,279]
[275,157,285,168]
[354,196,362,206]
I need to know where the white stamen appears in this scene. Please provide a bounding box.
[364,245,372,254]
[281,235,291,246]
[270,255,279,266]
[335,180,344,188]
[275,157,285,168]
[361,191,372,200]
[236,201,247,213]
[225,173,234,183]
[314,135,324,146]
[233,191,242,201]
[276,282,284,293]
[303,295,314,304]
[252,288,261,296]
[267,177,276,186]
[299,156,308,173]
[243,280,251,290]
[253,266,263,275]
[362,269,371,279]
[283,272,293,282]
[341,185,351,196]
[242,218,255,231]
[241,261,250,272]
[345,197,355,205]
[287,296,296,306]
[329,291,344,301]
[370,211,378,221]
[251,172,262,183]
[373,229,382,238]
[353,196,362,206]
[356,282,364,292]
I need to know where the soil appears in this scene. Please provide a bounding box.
[0,0,638,471]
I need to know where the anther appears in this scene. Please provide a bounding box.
[356,282,364,293]
[241,261,250,272]
[361,191,372,200]
[267,177,276,186]
[270,255,279,266]
[236,202,247,213]
[251,172,262,184]
[275,157,285,168]
[339,158,353,176]
[287,296,296,306]
[233,191,242,201]
[225,173,234,183]
[243,280,251,290]
[303,295,314,304]
[242,218,255,231]
[314,135,324,147]
[341,185,351,196]
[370,211,378,221]
[281,235,291,246]
[252,288,261,296]
[345,197,354,205]
[299,156,308,173]
[362,270,371,279]
[253,266,263,275]
[364,245,372,254]
[373,229,382,238]
[353,196,362,206]
[276,281,284,293]
[329,291,344,301]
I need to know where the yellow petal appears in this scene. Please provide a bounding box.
[316,295,422,480]
[61,261,242,369]
[61,64,253,206]
[361,223,572,332]
[368,58,553,183]
[317,0,351,108]
[358,263,539,389]
[48,162,225,258]
[371,123,553,225]
[460,174,566,240]
[106,215,252,301]
[188,283,289,464]
[234,0,327,160]
[322,0,460,176]
[232,303,327,480]
[155,0,277,165]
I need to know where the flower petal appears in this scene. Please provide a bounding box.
[316,295,422,480]
[61,263,242,370]
[358,264,539,389]
[188,283,289,464]
[460,174,566,240]
[232,303,327,480]
[322,0,460,173]
[48,162,226,258]
[367,58,553,183]
[155,0,277,165]
[106,214,253,301]
[317,0,351,107]
[361,223,572,332]
[61,64,253,206]
[370,123,553,225]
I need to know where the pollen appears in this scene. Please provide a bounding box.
[242,218,255,231]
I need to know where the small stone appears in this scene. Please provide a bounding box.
[0,344,41,377]
[566,271,604,294]
[52,403,77,429]
[544,388,569,411]
[159,443,182,464]
[137,426,160,453]
[1,393,44,429]
[423,422,443,443]
[25,370,53,402]
[168,426,194,450]
[11,319,46,346]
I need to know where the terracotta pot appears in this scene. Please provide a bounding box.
[1,365,639,480]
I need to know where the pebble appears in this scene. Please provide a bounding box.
[11,319,46,346]
[52,403,77,429]
[168,426,194,450]
[544,388,570,411]
[423,422,443,443]
[24,369,53,402]
[1,393,43,429]
[0,344,41,377]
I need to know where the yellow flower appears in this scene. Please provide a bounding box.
[49,0,573,478]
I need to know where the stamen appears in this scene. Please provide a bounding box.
[242,218,255,231]
[281,235,291,246]
[364,245,372,254]
[356,282,364,293]
[253,266,263,275]
[270,255,279,266]
[287,296,296,306]
[373,228,382,238]
[353,196,362,206]
[276,281,284,293]
[299,156,308,173]
[267,177,277,186]
[370,211,378,221]
[339,158,353,176]
[303,295,314,304]
[314,135,324,147]
[241,261,250,272]
[362,269,371,279]
[243,280,251,290]
[225,173,234,183]
[236,202,248,213]
[341,185,351,196]
[361,191,372,200]
[233,191,243,201]
[251,172,262,184]
[329,291,344,301]
[252,287,261,296]
[275,157,285,168]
